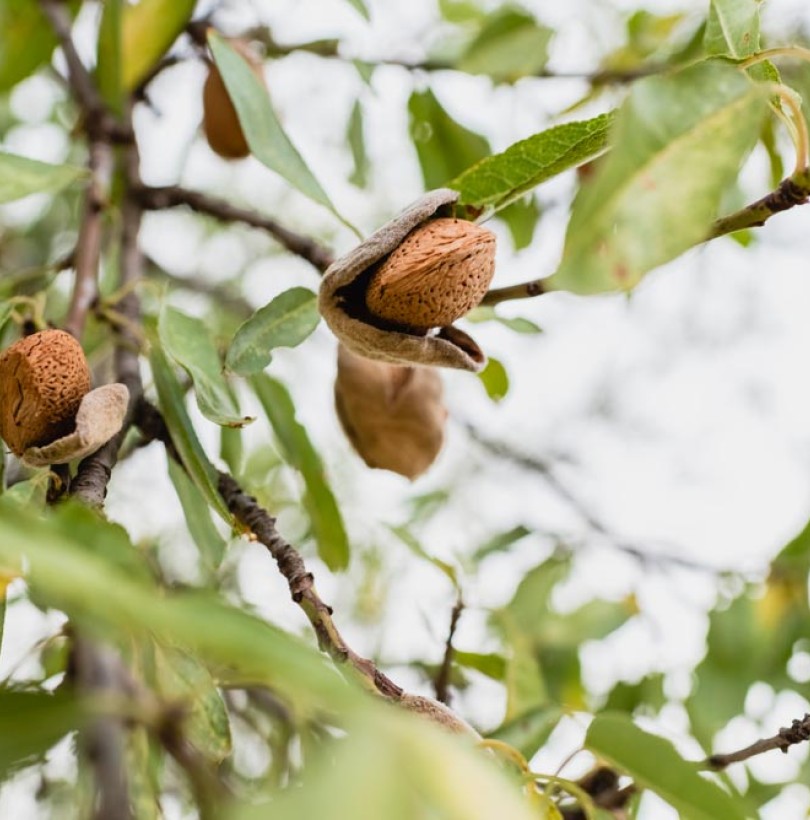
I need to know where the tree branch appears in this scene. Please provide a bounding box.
[465,425,735,575]
[433,596,464,705]
[136,185,334,273]
[706,714,810,769]
[216,471,403,699]
[480,277,549,306]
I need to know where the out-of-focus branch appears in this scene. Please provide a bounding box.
[136,185,335,273]
[71,112,144,507]
[706,714,810,769]
[64,140,112,341]
[216,471,403,699]
[466,425,733,575]
[70,637,134,820]
[433,596,464,705]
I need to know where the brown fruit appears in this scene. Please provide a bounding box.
[365,217,496,332]
[335,345,446,480]
[0,330,91,456]
[202,41,265,160]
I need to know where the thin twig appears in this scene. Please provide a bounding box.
[136,185,335,273]
[706,714,810,769]
[433,596,464,705]
[481,277,549,306]
[465,425,735,575]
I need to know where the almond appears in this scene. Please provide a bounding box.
[0,330,91,456]
[202,41,265,160]
[335,345,446,479]
[365,218,496,332]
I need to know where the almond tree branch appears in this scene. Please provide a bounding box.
[433,596,464,705]
[136,185,335,273]
[706,714,810,769]
[216,471,404,699]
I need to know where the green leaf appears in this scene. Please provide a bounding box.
[553,61,768,295]
[207,32,356,234]
[220,425,244,475]
[439,0,486,24]
[489,704,563,759]
[225,288,320,376]
[0,0,79,91]
[478,357,509,402]
[159,304,252,428]
[168,459,227,574]
[457,9,552,83]
[408,87,490,189]
[451,112,616,213]
[389,525,459,588]
[502,625,547,719]
[252,375,349,571]
[121,0,196,90]
[585,713,749,820]
[499,197,541,250]
[705,0,760,59]
[0,152,87,204]
[472,525,532,560]
[153,645,232,762]
[347,100,370,188]
[0,689,83,780]
[0,500,353,715]
[96,0,123,113]
[466,305,542,334]
[453,650,506,681]
[343,0,370,20]
[149,343,232,523]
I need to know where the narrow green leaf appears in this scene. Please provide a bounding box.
[0,499,354,714]
[220,426,244,475]
[0,152,87,204]
[159,304,252,427]
[467,306,542,334]
[347,100,370,188]
[122,0,196,90]
[553,62,768,294]
[168,459,227,574]
[225,288,320,376]
[208,32,356,234]
[453,650,506,681]
[478,357,509,402]
[439,0,486,24]
[472,525,532,560]
[409,87,490,189]
[502,626,547,720]
[252,375,349,571]
[149,343,232,523]
[96,0,124,114]
[499,197,541,250]
[0,690,83,779]
[586,713,749,820]
[389,525,458,588]
[343,0,370,21]
[451,112,616,213]
[0,0,79,91]
[705,0,760,59]
[457,9,552,83]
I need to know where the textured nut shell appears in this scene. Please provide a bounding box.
[398,693,481,739]
[202,42,265,159]
[0,330,91,456]
[319,188,486,372]
[335,345,446,480]
[366,218,495,331]
[23,383,129,466]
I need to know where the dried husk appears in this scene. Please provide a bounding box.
[335,345,446,480]
[398,693,481,739]
[23,383,130,467]
[318,189,489,372]
[0,330,130,466]
[202,40,265,160]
